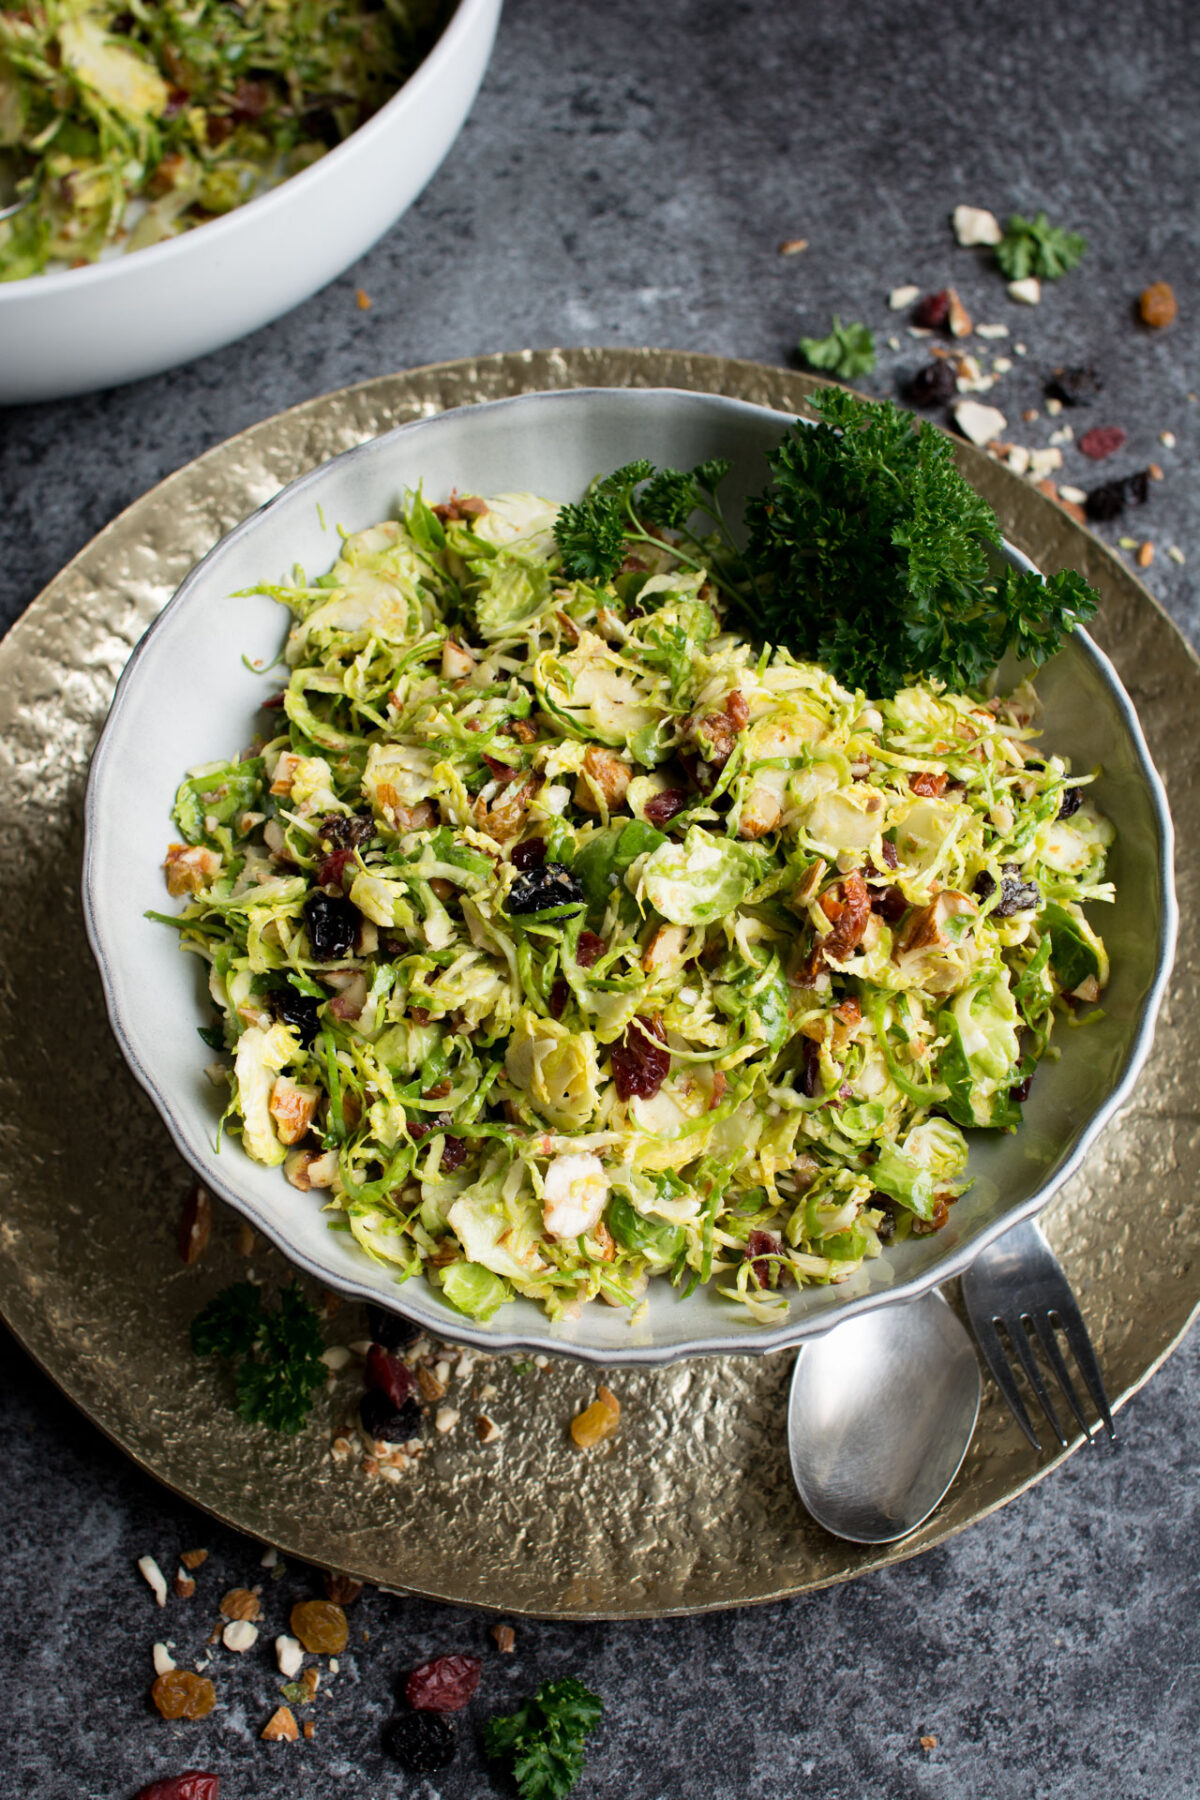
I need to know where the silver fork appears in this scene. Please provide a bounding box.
[961,1218,1115,1451]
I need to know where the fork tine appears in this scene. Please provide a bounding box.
[1005,1315,1069,1449]
[1028,1311,1092,1441]
[1049,1295,1117,1442]
[970,1308,1042,1450]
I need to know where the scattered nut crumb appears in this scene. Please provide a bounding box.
[236,1221,256,1257]
[1160,430,1176,449]
[178,1185,212,1264]
[329,1657,340,1674]
[1028,447,1063,476]
[260,1547,279,1570]
[138,1555,169,1608]
[946,288,972,338]
[356,287,373,310]
[1168,545,1186,565]
[1008,276,1041,304]
[323,1572,364,1606]
[262,1705,300,1742]
[991,356,1013,376]
[952,398,1008,447]
[152,1643,177,1676]
[952,203,1002,247]
[223,1619,260,1653]
[778,238,808,256]
[435,1406,460,1434]
[1119,536,1138,550]
[1014,342,1027,355]
[417,1365,447,1403]
[301,1665,321,1701]
[1058,485,1087,505]
[180,1549,208,1571]
[533,1354,550,1370]
[920,1734,938,1752]
[889,284,920,310]
[976,322,1009,340]
[1137,542,1155,568]
[303,1721,316,1741]
[1044,396,1063,416]
[219,1588,263,1623]
[1139,281,1176,328]
[1022,408,1040,424]
[492,1623,516,1653]
[174,1571,196,1600]
[331,1437,352,1463]
[277,1635,304,1679]
[476,1413,502,1444]
[1147,462,1164,481]
[321,1345,353,1371]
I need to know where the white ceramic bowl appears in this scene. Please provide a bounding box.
[0,0,500,406]
[83,387,1176,1364]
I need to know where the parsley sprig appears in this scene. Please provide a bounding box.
[191,1280,327,1434]
[797,315,877,380]
[995,210,1087,281]
[554,456,737,591]
[484,1678,604,1800]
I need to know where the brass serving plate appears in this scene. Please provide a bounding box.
[1,348,1196,1619]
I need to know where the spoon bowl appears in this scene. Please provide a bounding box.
[788,1288,981,1544]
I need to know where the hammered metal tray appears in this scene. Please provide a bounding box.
[1,349,1196,1619]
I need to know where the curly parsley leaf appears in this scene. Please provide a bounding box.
[553,458,734,585]
[995,211,1087,281]
[191,1281,326,1434]
[797,315,876,381]
[484,1677,604,1800]
[742,387,1098,697]
[553,494,627,583]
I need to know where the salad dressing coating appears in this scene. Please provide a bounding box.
[159,486,1114,1324]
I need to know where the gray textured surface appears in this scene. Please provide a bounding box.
[1,0,1198,1796]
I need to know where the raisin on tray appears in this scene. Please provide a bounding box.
[289,1600,348,1656]
[266,985,322,1047]
[303,890,360,960]
[365,1303,422,1351]
[912,289,951,329]
[506,862,585,916]
[905,361,957,407]
[1045,365,1103,406]
[405,1654,483,1713]
[383,1712,457,1774]
[360,1391,423,1444]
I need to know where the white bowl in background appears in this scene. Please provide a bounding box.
[0,0,500,406]
[83,387,1176,1363]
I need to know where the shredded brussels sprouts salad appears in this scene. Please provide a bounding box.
[0,1,443,281]
[157,449,1115,1327]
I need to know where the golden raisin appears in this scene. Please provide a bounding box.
[290,1600,348,1655]
[151,1669,217,1720]
[1140,281,1177,328]
[219,1588,262,1622]
[570,1386,621,1449]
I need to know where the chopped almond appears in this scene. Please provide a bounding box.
[270,1077,320,1145]
[180,1549,208,1571]
[219,1587,262,1622]
[262,1705,300,1742]
[574,746,633,813]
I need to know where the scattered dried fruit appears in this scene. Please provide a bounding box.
[365,1343,417,1410]
[1045,365,1103,407]
[1137,542,1155,568]
[290,1600,348,1656]
[360,1390,423,1444]
[906,362,957,407]
[218,1588,262,1623]
[322,1572,364,1606]
[571,1385,621,1448]
[1085,471,1151,522]
[151,1670,217,1721]
[133,1775,219,1800]
[611,1014,670,1101]
[1139,281,1177,328]
[406,1653,483,1713]
[178,1186,212,1264]
[356,287,372,311]
[912,289,951,329]
[384,1711,457,1773]
[946,288,972,337]
[261,1705,300,1742]
[1078,426,1127,461]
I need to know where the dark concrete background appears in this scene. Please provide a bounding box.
[2,0,1197,1795]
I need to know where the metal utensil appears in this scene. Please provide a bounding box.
[788,1288,981,1544]
[962,1218,1115,1451]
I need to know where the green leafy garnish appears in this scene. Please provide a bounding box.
[554,457,736,589]
[190,1281,326,1434]
[797,315,877,380]
[741,387,1099,696]
[995,211,1087,281]
[484,1678,604,1800]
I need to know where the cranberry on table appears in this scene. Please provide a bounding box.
[365,1344,417,1410]
[404,1653,483,1712]
[383,1711,457,1773]
[906,361,957,407]
[133,1777,219,1800]
[361,1391,423,1443]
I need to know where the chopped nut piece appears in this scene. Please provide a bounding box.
[219,1588,262,1623]
[262,1705,300,1742]
[1139,281,1176,328]
[492,1623,517,1653]
[476,1413,502,1444]
[571,1385,621,1448]
[946,288,972,338]
[952,399,1007,447]
[322,1572,364,1606]
[1058,485,1087,505]
[1137,542,1155,568]
[303,1721,316,1741]
[1022,408,1040,424]
[976,322,1010,339]
[889,283,920,310]
[920,1734,938,1752]
[435,1405,460,1433]
[178,1185,212,1264]
[417,1364,447,1403]
[952,203,1002,246]
[277,1634,304,1679]
[180,1549,209,1571]
[138,1555,169,1608]
[1168,545,1186,565]
[356,287,372,311]
[174,1571,197,1600]
[152,1643,177,1676]
[301,1665,321,1701]
[1147,463,1164,482]
[1160,430,1176,448]
[574,745,633,814]
[164,842,222,896]
[223,1619,259,1653]
[1007,276,1041,304]
[778,237,808,255]
[1028,447,1063,476]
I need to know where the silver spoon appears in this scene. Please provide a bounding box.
[788,1287,981,1543]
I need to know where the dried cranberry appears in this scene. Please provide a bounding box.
[1078,426,1127,461]
[549,977,569,1019]
[611,1015,671,1102]
[510,838,546,871]
[481,754,519,784]
[912,289,951,329]
[506,862,584,916]
[360,1391,423,1444]
[872,884,909,925]
[800,1037,822,1098]
[1045,365,1103,407]
[1058,786,1084,818]
[266,984,322,1047]
[316,847,357,890]
[133,1777,219,1800]
[906,361,957,407]
[879,839,899,869]
[304,891,360,960]
[405,1654,483,1713]
[317,812,374,850]
[383,1712,457,1773]
[642,787,689,828]
[365,1304,421,1351]
[1011,1072,1034,1103]
[365,1344,417,1410]
[576,931,606,968]
[439,1134,468,1171]
[746,1229,789,1288]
